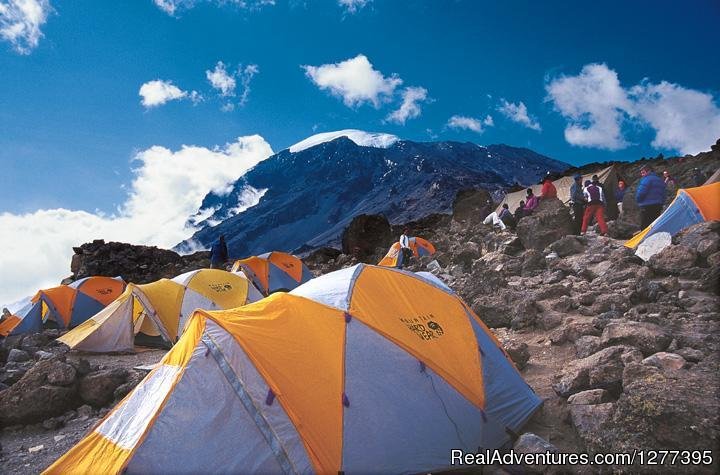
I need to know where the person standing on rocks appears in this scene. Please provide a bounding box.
[581,179,608,236]
[398,228,413,269]
[210,235,229,269]
[692,167,706,187]
[663,170,677,198]
[570,174,585,235]
[615,180,626,217]
[636,165,666,229]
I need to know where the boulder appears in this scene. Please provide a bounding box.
[574,335,602,359]
[642,352,686,371]
[516,198,574,251]
[510,300,539,330]
[549,235,586,257]
[503,341,530,370]
[340,214,393,259]
[7,349,30,363]
[648,245,698,275]
[0,358,78,426]
[606,220,640,239]
[553,345,636,397]
[674,221,720,260]
[513,432,559,474]
[78,368,130,407]
[600,321,671,356]
[570,402,614,448]
[451,188,493,223]
[567,389,611,405]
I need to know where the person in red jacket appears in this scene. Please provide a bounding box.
[581,180,608,235]
[540,176,557,199]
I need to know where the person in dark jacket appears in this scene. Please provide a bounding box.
[210,235,229,269]
[569,174,585,235]
[636,166,666,228]
[615,180,626,216]
[692,167,706,187]
[514,200,527,222]
[499,203,516,229]
[581,179,608,235]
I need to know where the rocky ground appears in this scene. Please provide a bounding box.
[1,146,718,473]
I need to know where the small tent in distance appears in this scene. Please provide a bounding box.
[46,264,540,474]
[58,269,262,353]
[0,276,126,337]
[231,251,313,295]
[378,236,436,268]
[625,182,720,260]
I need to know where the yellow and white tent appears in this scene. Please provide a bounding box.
[46,264,541,474]
[58,269,262,353]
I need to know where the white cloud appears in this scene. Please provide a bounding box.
[447,114,494,134]
[0,0,52,54]
[153,0,275,16]
[546,63,720,154]
[338,0,371,13]
[546,63,631,150]
[206,61,259,109]
[139,79,201,108]
[0,135,273,304]
[498,99,541,131]
[629,81,720,155]
[303,54,402,108]
[206,61,236,96]
[385,86,429,124]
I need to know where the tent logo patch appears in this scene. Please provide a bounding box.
[96,288,114,295]
[399,314,444,341]
[209,283,233,293]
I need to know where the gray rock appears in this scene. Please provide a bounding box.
[516,198,574,251]
[648,245,698,275]
[513,432,559,474]
[600,321,671,356]
[574,335,601,359]
[675,347,704,363]
[642,352,686,371]
[76,404,94,420]
[570,402,614,446]
[7,349,30,363]
[553,345,634,397]
[549,235,586,257]
[568,388,611,405]
[34,350,54,361]
[510,300,538,330]
[46,361,77,387]
[79,368,129,407]
[503,341,530,370]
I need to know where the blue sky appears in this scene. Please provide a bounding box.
[0,0,719,303]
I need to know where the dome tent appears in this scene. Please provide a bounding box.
[58,268,262,353]
[0,276,125,337]
[231,251,314,295]
[46,264,540,474]
[378,236,436,268]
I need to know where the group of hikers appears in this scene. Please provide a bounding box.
[484,164,704,236]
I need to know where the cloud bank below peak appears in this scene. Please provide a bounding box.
[0,135,273,305]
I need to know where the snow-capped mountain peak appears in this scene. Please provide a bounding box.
[288,129,399,153]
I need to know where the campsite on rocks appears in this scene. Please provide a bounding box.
[2,2,720,473]
[1,138,719,473]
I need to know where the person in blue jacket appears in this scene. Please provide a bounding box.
[210,235,229,269]
[636,165,666,229]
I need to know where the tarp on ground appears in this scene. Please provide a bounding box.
[45,264,541,475]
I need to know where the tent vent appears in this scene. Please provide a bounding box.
[265,389,275,406]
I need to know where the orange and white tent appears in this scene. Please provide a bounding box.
[231,251,313,295]
[58,269,262,353]
[46,264,540,474]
